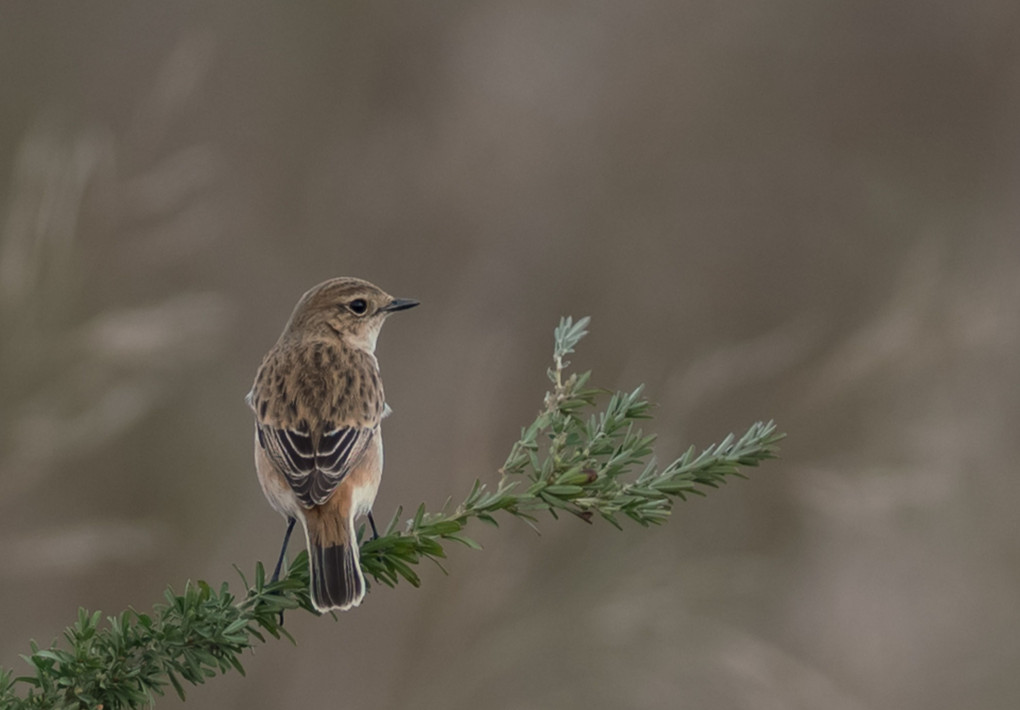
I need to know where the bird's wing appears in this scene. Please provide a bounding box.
[257,420,375,508]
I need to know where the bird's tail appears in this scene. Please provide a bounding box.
[306,513,364,612]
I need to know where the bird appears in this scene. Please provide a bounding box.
[246,277,418,612]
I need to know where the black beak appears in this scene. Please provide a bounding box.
[380,297,419,313]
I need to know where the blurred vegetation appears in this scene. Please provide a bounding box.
[3,4,1020,709]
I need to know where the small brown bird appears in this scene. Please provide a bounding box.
[246,277,418,612]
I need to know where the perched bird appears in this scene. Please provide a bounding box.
[246,277,418,612]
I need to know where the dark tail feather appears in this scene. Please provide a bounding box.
[310,540,364,612]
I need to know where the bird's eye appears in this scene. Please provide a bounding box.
[348,298,369,315]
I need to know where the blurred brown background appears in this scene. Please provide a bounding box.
[2,3,1019,709]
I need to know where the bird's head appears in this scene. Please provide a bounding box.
[282,277,418,351]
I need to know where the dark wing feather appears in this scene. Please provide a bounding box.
[257,421,374,507]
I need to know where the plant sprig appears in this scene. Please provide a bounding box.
[1,316,784,709]
[360,316,783,587]
[1,556,312,710]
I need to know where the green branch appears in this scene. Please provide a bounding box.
[1,317,784,709]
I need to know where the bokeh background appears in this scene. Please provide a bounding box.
[3,3,1020,709]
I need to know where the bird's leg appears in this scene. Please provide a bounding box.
[270,517,297,583]
[367,511,380,541]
